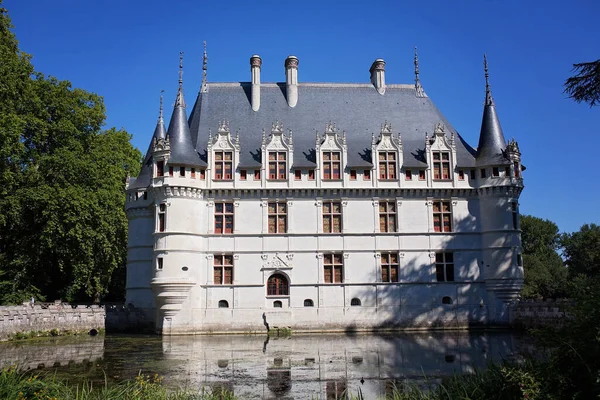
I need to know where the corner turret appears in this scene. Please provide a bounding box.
[476,54,508,166]
[165,52,204,168]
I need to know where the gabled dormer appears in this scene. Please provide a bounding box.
[315,121,347,184]
[426,122,456,184]
[207,120,239,181]
[261,121,293,182]
[505,138,523,179]
[372,121,402,182]
[152,136,171,178]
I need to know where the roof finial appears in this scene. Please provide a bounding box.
[159,90,164,123]
[484,53,494,106]
[175,52,186,108]
[201,41,208,93]
[414,46,425,97]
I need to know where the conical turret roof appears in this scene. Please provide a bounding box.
[166,52,204,167]
[129,93,167,189]
[476,55,509,165]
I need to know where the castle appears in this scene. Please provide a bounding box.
[125,48,524,335]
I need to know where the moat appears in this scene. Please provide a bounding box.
[0,331,522,399]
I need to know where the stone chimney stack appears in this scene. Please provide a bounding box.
[370,59,386,95]
[250,54,262,112]
[285,55,299,108]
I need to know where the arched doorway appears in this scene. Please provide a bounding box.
[267,273,289,296]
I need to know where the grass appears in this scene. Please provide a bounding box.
[7,328,104,342]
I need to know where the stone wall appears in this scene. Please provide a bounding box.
[509,299,572,329]
[104,304,154,333]
[0,302,105,341]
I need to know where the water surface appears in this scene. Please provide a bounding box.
[0,331,522,399]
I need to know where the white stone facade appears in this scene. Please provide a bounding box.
[125,54,524,334]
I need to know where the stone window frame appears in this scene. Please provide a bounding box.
[432,150,451,180]
[213,254,234,285]
[267,151,287,180]
[378,200,397,233]
[157,203,167,232]
[322,201,342,234]
[268,201,287,234]
[435,252,455,282]
[322,151,342,180]
[214,150,233,181]
[378,151,397,180]
[432,200,453,233]
[380,252,399,283]
[323,253,344,283]
[214,201,234,234]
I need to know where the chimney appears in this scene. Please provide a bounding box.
[250,54,262,112]
[285,55,299,108]
[370,59,386,95]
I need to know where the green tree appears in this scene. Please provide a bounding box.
[561,223,600,279]
[564,59,600,106]
[0,3,141,304]
[520,215,567,299]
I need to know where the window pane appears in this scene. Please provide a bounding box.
[323,202,331,213]
[268,203,276,213]
[334,266,343,282]
[436,253,443,263]
[278,152,286,160]
[436,265,445,281]
[214,256,222,266]
[380,216,387,232]
[388,216,396,232]
[225,203,234,213]
[214,268,222,284]
[382,267,389,282]
[433,215,441,232]
[332,203,341,213]
[268,216,276,233]
[215,153,223,160]
[332,152,340,161]
[390,254,398,264]
[278,203,286,213]
[224,152,232,161]
[278,216,286,233]
[323,216,331,233]
[323,152,331,161]
[442,153,449,160]
[432,202,440,212]
[433,153,440,160]
[334,254,343,264]
[446,253,453,262]
[446,264,454,281]
[225,215,233,232]
[381,253,389,264]
[324,266,332,283]
[224,267,233,284]
[332,215,341,233]
[390,266,398,282]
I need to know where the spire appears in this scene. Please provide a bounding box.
[414,46,425,97]
[175,51,186,108]
[476,54,507,165]
[166,53,203,167]
[201,41,208,93]
[155,90,166,140]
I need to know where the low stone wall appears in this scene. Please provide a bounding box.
[0,302,105,341]
[509,299,572,329]
[104,304,154,333]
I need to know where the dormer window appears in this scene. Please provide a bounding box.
[432,151,450,180]
[215,151,233,180]
[156,161,164,177]
[514,162,521,178]
[323,151,341,180]
[492,167,499,177]
[268,151,287,180]
[179,167,185,177]
[169,166,174,177]
[378,152,397,180]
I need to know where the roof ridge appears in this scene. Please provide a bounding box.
[206,82,416,89]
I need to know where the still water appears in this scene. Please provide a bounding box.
[0,332,522,399]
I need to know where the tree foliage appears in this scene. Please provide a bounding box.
[520,215,567,299]
[0,4,141,304]
[564,59,600,106]
[561,223,600,279]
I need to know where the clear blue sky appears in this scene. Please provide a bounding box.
[4,0,599,234]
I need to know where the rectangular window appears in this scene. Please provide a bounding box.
[512,202,518,230]
[323,253,343,283]
[435,252,454,282]
[492,167,499,177]
[379,151,397,180]
[157,257,163,270]
[432,151,451,180]
[308,170,315,180]
[254,169,261,180]
[213,255,233,285]
[143,191,147,200]
[200,169,206,180]
[379,201,397,233]
[405,169,412,180]
[517,253,523,266]
[504,166,511,177]
[268,151,287,180]
[458,170,464,180]
[294,170,302,180]
[191,168,196,178]
[418,170,425,180]
[214,202,234,234]
[268,202,287,234]
[480,168,487,178]
[350,170,357,180]
[514,162,521,178]
[158,203,166,232]
[156,160,164,177]
[179,166,185,177]
[432,200,452,232]
[169,166,174,177]
[322,201,342,233]
[470,169,476,180]
[240,169,247,180]
[364,169,371,180]
[381,253,399,283]
[322,151,341,180]
[214,151,233,180]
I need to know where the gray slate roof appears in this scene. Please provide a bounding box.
[188,83,477,168]
[476,103,510,165]
[166,95,206,168]
[129,118,167,190]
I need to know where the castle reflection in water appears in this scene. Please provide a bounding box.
[0,332,521,399]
